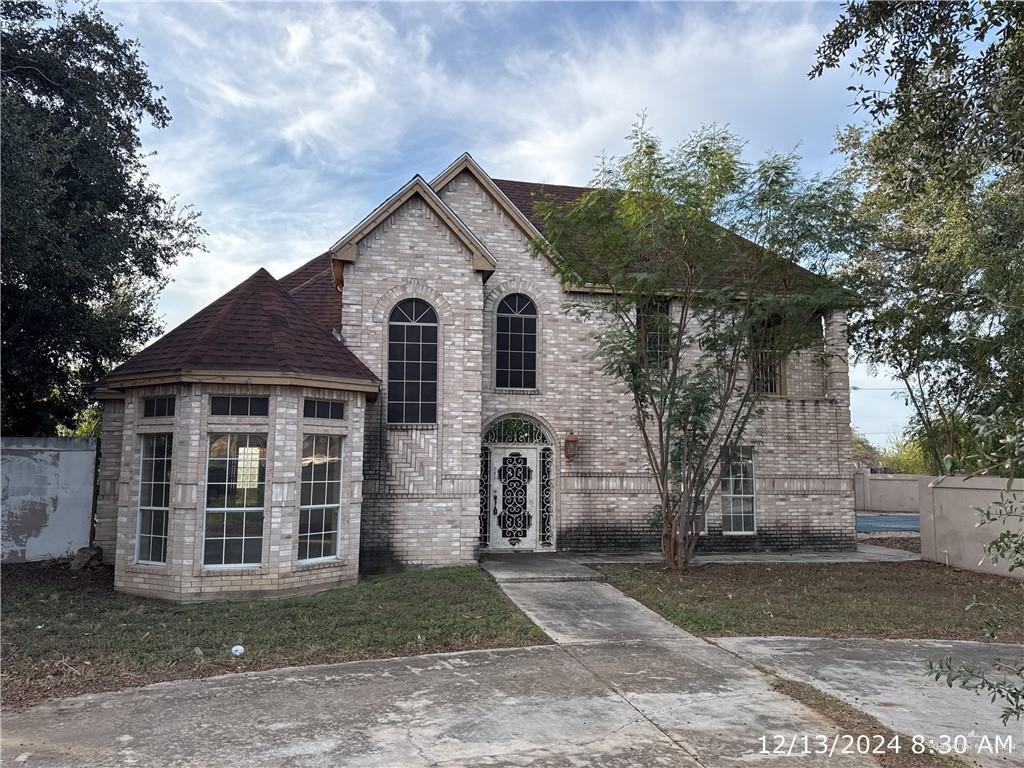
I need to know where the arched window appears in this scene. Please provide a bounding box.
[388,299,438,424]
[495,294,537,389]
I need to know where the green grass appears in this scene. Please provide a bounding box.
[599,561,1024,641]
[1,563,548,707]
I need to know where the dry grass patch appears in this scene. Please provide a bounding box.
[1,562,549,708]
[598,561,1024,641]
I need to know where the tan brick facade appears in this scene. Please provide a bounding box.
[96,156,856,599]
[97,383,366,601]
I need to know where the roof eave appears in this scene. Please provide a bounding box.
[99,369,380,393]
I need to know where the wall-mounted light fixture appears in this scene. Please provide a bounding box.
[564,430,579,462]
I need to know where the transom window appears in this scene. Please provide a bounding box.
[210,395,269,417]
[387,299,438,424]
[299,435,342,561]
[495,294,537,389]
[204,433,266,565]
[303,399,344,420]
[138,434,172,564]
[721,446,755,534]
[143,397,175,418]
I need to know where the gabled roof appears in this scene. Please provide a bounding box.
[431,153,546,242]
[100,269,377,390]
[323,175,496,289]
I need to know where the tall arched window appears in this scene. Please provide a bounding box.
[388,299,438,424]
[496,294,537,389]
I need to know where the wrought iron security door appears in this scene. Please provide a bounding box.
[489,446,539,550]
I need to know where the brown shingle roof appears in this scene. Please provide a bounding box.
[102,268,376,387]
[494,178,833,295]
[492,179,589,234]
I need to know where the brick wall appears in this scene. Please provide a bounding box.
[340,195,484,570]
[103,382,366,601]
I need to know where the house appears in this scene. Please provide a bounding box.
[93,154,855,601]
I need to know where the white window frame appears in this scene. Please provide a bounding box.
[137,433,173,565]
[721,446,756,535]
[203,433,267,568]
[297,434,344,563]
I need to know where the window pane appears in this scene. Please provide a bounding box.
[211,397,230,415]
[303,400,316,418]
[249,397,269,416]
[388,300,438,423]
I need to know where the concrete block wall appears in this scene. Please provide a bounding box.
[1,437,96,563]
[104,382,365,601]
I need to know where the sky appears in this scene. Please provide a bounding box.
[106,0,912,446]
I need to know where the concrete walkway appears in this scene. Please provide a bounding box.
[716,637,1024,768]
[484,555,875,766]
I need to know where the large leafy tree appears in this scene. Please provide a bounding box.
[534,122,861,570]
[1,1,204,435]
[815,3,1024,472]
[812,0,1023,186]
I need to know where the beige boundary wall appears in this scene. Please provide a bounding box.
[853,471,932,513]
[919,476,1023,580]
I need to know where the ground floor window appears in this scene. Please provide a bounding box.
[204,433,267,565]
[138,433,172,563]
[299,434,342,561]
[721,446,755,534]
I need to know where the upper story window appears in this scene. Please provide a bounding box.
[637,298,671,369]
[495,294,537,389]
[303,399,344,420]
[210,395,269,417]
[750,317,785,395]
[143,396,175,418]
[387,299,438,424]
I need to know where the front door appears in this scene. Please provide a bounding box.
[489,446,539,550]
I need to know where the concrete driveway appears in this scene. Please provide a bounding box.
[3,573,877,768]
[716,637,1024,768]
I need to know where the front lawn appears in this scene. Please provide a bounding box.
[598,561,1024,641]
[1,563,548,708]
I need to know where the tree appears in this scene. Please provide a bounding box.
[533,121,861,570]
[812,1,1024,187]
[837,127,1024,475]
[1,1,204,435]
[851,428,881,469]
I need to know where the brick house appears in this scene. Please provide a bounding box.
[94,154,855,601]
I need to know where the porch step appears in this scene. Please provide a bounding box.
[480,554,605,583]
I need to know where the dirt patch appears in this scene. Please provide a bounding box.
[771,677,970,768]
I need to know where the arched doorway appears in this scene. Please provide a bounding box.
[480,417,554,551]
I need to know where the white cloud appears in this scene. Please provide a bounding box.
[107,1,910,435]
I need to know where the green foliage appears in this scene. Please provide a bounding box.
[838,128,1024,476]
[532,118,861,569]
[812,1,1024,186]
[850,428,881,469]
[1,1,205,435]
[877,436,936,476]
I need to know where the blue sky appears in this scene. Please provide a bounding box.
[107,1,912,446]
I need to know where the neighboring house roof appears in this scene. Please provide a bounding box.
[99,268,377,390]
